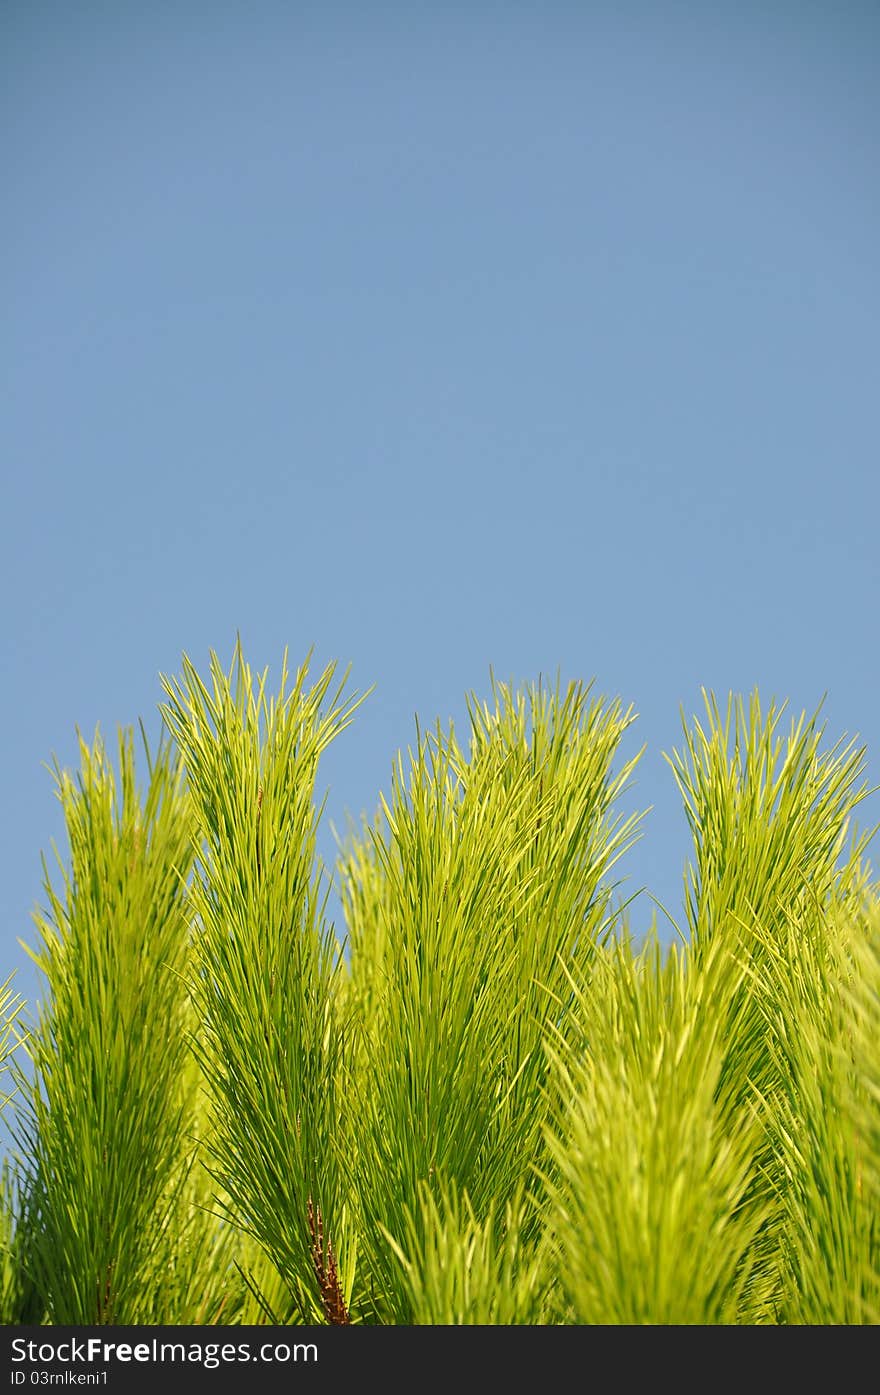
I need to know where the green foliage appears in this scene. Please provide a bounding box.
[1,652,877,1324]
[541,934,771,1323]
[384,1181,551,1323]
[158,644,367,1322]
[744,896,880,1322]
[339,676,641,1319]
[0,977,26,1323]
[7,727,225,1322]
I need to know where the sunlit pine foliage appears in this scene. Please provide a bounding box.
[0,650,876,1325]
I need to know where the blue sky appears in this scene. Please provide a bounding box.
[3,0,878,1016]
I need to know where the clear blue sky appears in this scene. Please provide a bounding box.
[3,0,878,1014]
